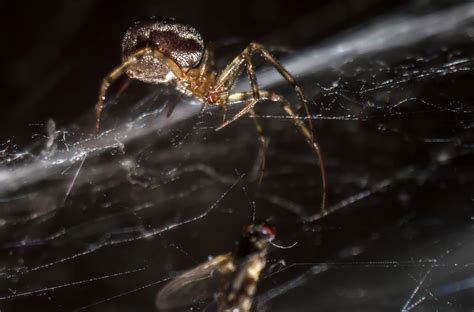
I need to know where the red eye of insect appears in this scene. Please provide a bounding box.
[261,224,276,238]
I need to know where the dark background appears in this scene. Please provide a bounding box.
[0,1,473,312]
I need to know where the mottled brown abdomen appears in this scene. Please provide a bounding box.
[121,17,204,84]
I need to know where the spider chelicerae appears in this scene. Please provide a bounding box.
[94,17,327,213]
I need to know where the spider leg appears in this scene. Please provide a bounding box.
[225,53,269,182]
[214,50,270,182]
[198,46,216,79]
[95,48,150,133]
[116,77,131,98]
[222,92,327,214]
[96,58,138,133]
[247,43,314,141]
[248,108,267,184]
[272,93,327,215]
[166,93,183,118]
[215,43,314,141]
[228,90,271,102]
[95,48,186,132]
[216,95,269,183]
[215,45,322,192]
[216,53,261,125]
[221,102,229,123]
[215,53,245,90]
[215,47,315,185]
[216,98,259,131]
[216,89,270,129]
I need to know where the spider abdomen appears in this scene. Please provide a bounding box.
[122,17,204,84]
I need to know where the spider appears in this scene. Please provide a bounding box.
[94,17,327,213]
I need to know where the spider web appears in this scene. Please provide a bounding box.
[1,2,474,311]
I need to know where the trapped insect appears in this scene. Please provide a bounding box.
[94,17,326,213]
[155,220,276,311]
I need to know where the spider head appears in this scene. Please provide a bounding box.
[122,17,204,84]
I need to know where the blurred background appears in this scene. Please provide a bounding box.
[0,0,473,311]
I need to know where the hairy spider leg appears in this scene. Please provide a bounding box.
[95,47,185,132]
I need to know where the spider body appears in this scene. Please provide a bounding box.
[95,17,327,214]
[122,18,204,84]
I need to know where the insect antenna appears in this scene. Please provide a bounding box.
[240,180,256,223]
[234,169,257,223]
[269,240,298,249]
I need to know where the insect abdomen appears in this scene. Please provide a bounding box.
[218,254,266,312]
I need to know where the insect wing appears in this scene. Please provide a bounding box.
[156,254,232,310]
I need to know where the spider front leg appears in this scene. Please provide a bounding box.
[95,47,185,132]
[95,48,150,133]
